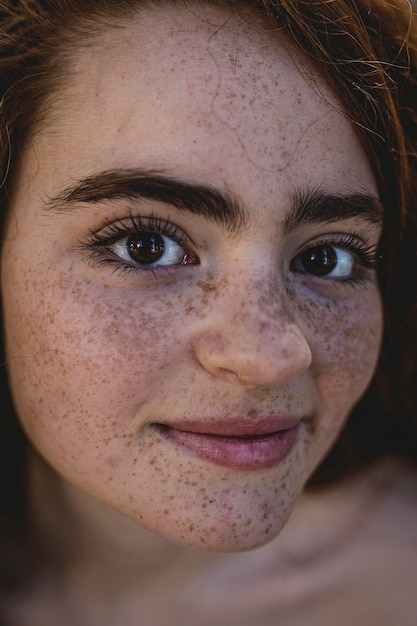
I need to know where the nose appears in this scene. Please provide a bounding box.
[193,280,312,387]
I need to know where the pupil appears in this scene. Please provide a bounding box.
[301,245,337,276]
[127,232,165,264]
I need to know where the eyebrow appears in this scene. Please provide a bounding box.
[45,168,246,236]
[44,168,384,233]
[285,188,384,234]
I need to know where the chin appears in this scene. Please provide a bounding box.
[166,517,291,553]
[137,493,296,553]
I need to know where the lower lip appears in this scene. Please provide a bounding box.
[154,424,300,471]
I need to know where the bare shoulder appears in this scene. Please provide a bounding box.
[331,457,417,624]
[370,455,417,516]
[354,457,417,580]
[350,456,417,554]
[176,458,417,626]
[269,457,417,626]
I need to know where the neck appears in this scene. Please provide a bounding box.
[17,448,393,626]
[28,449,220,590]
[29,448,382,580]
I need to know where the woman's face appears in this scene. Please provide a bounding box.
[2,5,383,550]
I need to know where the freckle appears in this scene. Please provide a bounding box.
[196,279,216,294]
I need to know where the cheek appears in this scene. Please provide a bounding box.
[1,263,182,460]
[299,288,383,414]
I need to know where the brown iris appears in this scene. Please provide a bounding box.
[127,233,165,264]
[300,245,337,276]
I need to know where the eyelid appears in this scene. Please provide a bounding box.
[79,213,199,273]
[289,231,379,290]
[93,213,190,241]
[294,231,379,267]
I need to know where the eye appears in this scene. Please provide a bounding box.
[82,215,199,274]
[110,231,188,267]
[291,244,356,279]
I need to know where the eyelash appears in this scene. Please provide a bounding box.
[292,232,379,287]
[80,216,379,285]
[80,214,197,275]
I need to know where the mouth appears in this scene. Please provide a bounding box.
[151,417,302,471]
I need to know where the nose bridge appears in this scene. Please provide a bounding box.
[231,277,294,342]
[194,270,312,385]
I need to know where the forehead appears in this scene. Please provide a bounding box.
[24,3,377,204]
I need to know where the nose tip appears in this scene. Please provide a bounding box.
[194,318,312,386]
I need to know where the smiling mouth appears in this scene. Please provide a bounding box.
[152,419,302,471]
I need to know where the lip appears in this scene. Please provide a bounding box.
[152,417,302,471]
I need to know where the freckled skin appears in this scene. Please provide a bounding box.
[1,5,382,551]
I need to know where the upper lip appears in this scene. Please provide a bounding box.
[153,416,303,437]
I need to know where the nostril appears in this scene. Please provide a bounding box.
[194,318,312,386]
[217,367,251,384]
